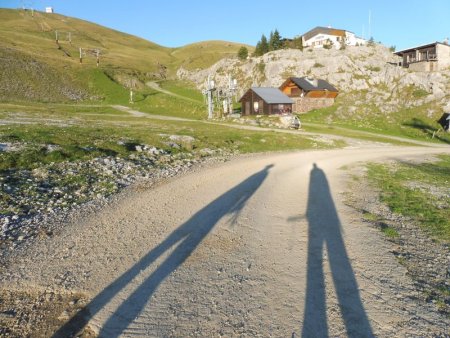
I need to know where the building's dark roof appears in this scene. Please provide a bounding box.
[242,87,293,104]
[302,26,346,41]
[394,42,450,55]
[289,77,338,92]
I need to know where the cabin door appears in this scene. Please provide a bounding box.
[245,102,250,115]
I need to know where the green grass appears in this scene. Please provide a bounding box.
[170,40,253,71]
[380,225,400,238]
[366,66,381,72]
[0,9,252,106]
[412,88,429,98]
[300,122,416,146]
[75,68,130,104]
[301,99,450,145]
[0,103,339,171]
[367,156,450,241]
[362,212,399,238]
[134,91,205,119]
[159,80,204,102]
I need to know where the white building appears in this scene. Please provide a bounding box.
[302,26,366,49]
[45,7,54,13]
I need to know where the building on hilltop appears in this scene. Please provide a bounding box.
[279,77,339,113]
[45,7,54,13]
[302,26,366,49]
[239,87,293,115]
[394,41,450,71]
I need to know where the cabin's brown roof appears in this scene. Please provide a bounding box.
[303,26,346,41]
[285,77,338,92]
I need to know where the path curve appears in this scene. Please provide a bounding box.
[3,145,450,337]
[145,81,203,104]
[111,105,450,148]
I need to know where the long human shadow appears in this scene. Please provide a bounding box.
[301,164,374,338]
[52,164,273,338]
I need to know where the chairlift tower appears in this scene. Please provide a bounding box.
[226,74,237,115]
[202,75,216,119]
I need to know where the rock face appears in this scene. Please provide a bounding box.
[178,44,450,114]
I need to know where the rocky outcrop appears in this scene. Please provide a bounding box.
[178,44,450,114]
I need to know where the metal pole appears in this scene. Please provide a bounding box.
[208,89,213,119]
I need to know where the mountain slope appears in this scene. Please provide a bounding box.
[0,8,251,103]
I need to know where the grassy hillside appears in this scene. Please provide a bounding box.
[171,40,254,71]
[0,8,250,105]
[0,9,171,72]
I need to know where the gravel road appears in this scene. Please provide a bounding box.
[2,145,450,337]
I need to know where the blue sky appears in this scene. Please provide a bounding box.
[1,0,449,50]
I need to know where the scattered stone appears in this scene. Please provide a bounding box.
[0,148,236,257]
[57,310,70,321]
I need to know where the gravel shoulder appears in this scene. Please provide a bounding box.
[1,145,450,337]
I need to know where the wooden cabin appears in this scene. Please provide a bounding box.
[279,77,338,113]
[239,87,293,115]
[279,77,339,98]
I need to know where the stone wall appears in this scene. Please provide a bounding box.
[437,44,450,69]
[292,97,335,113]
[408,61,436,72]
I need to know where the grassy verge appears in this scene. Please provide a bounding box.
[301,100,450,145]
[367,155,450,241]
[301,122,416,146]
[159,80,204,102]
[0,104,340,171]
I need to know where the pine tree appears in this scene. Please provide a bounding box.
[260,34,269,54]
[269,31,274,51]
[271,29,282,50]
[254,41,262,56]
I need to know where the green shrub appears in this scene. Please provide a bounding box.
[237,46,248,60]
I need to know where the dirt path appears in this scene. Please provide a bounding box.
[110,105,449,148]
[2,146,450,337]
[110,105,194,122]
[145,82,202,104]
[302,121,450,147]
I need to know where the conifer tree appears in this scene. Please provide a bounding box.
[271,29,282,50]
[260,34,269,54]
